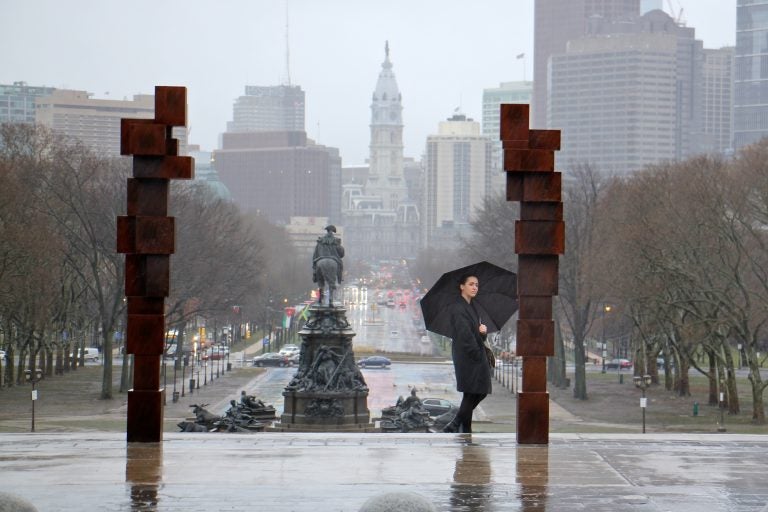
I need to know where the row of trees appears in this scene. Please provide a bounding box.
[462,141,768,424]
[0,124,309,398]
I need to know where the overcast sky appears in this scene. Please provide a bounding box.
[2,0,736,164]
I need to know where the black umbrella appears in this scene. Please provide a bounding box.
[420,261,518,338]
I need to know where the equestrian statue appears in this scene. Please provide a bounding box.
[312,225,344,307]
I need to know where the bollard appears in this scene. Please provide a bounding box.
[693,401,699,417]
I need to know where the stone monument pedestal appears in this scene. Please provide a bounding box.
[270,304,376,432]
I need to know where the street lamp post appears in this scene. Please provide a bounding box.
[633,374,652,433]
[24,369,43,432]
[601,305,612,374]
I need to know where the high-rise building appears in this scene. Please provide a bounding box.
[700,47,734,156]
[187,145,232,202]
[548,10,704,174]
[34,89,187,157]
[734,0,768,149]
[533,0,640,128]
[341,43,420,264]
[422,114,492,249]
[213,131,341,224]
[227,85,305,133]
[0,81,56,124]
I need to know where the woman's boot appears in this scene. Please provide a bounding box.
[442,416,461,433]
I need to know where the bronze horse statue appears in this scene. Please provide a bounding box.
[314,257,340,307]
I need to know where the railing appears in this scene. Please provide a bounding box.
[492,356,520,394]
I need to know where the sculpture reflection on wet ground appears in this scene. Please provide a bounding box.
[274,226,375,431]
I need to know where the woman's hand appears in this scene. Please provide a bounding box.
[478,323,487,336]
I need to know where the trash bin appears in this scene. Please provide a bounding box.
[693,402,699,417]
[227,362,232,371]
[189,379,195,393]
[172,391,180,403]
[619,374,624,384]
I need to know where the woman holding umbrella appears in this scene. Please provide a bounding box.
[442,274,492,433]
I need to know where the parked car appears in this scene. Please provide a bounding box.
[0,349,6,360]
[605,358,632,370]
[279,344,300,357]
[70,347,100,362]
[202,347,226,360]
[357,356,391,369]
[252,352,291,367]
[420,398,457,417]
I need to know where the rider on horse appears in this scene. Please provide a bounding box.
[313,225,344,304]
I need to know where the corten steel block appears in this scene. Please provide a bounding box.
[515,220,565,255]
[117,216,176,255]
[516,319,554,357]
[507,173,524,202]
[133,156,194,180]
[518,296,553,320]
[126,314,165,355]
[127,389,164,443]
[120,119,154,156]
[502,139,529,150]
[127,297,165,315]
[125,254,170,297]
[522,356,547,392]
[127,179,169,217]
[520,202,563,222]
[121,121,167,156]
[154,86,187,127]
[132,355,162,389]
[522,172,562,202]
[499,104,530,141]
[165,137,179,157]
[503,149,555,172]
[528,129,561,151]
[518,256,559,296]
[517,391,549,444]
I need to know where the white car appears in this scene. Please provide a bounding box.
[279,344,300,357]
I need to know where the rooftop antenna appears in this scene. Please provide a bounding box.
[283,0,292,86]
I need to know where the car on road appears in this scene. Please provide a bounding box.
[0,349,5,360]
[605,358,632,370]
[279,344,300,357]
[253,352,291,367]
[70,347,100,362]
[357,356,391,369]
[420,398,457,417]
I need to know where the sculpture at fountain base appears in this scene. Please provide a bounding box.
[270,304,376,432]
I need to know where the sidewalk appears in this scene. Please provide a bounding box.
[1,432,766,511]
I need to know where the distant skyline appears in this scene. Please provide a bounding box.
[2,0,736,164]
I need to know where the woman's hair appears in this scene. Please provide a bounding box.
[458,273,478,286]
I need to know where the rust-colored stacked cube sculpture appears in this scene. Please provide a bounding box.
[500,104,563,444]
[117,86,193,443]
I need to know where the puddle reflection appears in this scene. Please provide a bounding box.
[516,445,549,511]
[450,437,493,511]
[126,443,163,511]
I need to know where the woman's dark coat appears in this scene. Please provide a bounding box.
[449,297,492,395]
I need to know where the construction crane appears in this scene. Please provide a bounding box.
[665,0,685,25]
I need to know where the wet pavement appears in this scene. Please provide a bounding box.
[1,432,767,511]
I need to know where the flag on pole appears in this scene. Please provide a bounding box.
[516,53,525,59]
